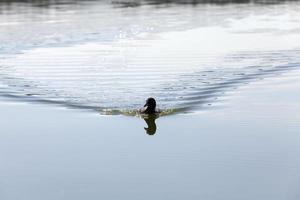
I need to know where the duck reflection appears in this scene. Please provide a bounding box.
[142,114,158,135]
[140,97,160,135]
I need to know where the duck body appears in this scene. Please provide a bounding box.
[139,97,160,114]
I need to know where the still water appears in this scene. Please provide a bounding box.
[0,69,300,200]
[1,1,300,200]
[0,0,300,114]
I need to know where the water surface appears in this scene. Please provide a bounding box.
[0,68,299,200]
[0,0,300,113]
[1,1,300,199]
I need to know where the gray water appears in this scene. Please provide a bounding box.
[1,1,300,200]
[0,69,300,200]
[1,0,300,114]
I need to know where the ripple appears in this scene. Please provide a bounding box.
[1,1,300,115]
[0,42,299,115]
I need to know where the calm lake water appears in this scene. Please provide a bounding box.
[0,1,300,200]
[1,0,300,114]
[0,69,300,200]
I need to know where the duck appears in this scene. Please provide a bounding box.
[140,97,159,114]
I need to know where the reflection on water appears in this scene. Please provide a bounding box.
[143,114,158,135]
[0,0,297,7]
[0,0,300,115]
[0,1,300,198]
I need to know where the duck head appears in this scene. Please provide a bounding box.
[143,97,156,114]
